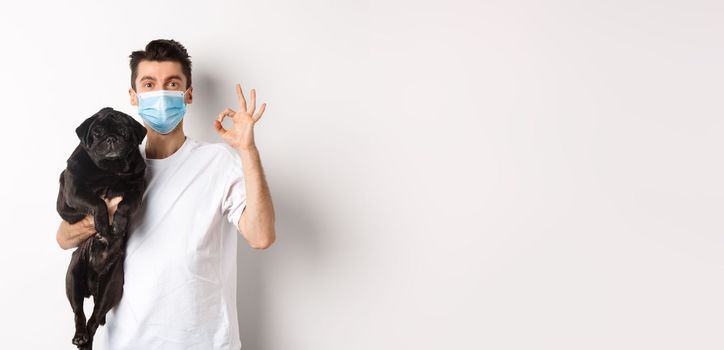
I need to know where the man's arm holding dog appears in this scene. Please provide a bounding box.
[56,216,96,250]
[56,196,123,250]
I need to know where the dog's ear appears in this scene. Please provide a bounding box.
[76,107,112,146]
[131,117,147,145]
[75,115,97,146]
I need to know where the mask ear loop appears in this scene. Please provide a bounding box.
[133,89,142,106]
[182,87,191,103]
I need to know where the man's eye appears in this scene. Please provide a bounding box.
[144,83,152,88]
[168,82,177,87]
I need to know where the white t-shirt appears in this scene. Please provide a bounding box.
[104,136,246,350]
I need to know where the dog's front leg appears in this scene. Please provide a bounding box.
[111,184,143,236]
[64,177,111,236]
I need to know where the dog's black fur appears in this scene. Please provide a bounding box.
[56,107,147,349]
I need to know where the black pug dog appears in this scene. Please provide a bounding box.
[56,107,147,349]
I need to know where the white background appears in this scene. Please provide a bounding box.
[1,0,722,349]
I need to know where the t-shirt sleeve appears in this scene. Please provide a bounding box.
[221,151,247,229]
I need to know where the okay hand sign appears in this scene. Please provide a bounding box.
[214,83,267,151]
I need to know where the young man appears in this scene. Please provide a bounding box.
[56,39,276,349]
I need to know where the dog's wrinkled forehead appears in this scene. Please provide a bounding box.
[95,109,132,130]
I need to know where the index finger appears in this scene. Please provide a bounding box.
[236,83,247,111]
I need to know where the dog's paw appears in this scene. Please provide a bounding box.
[72,331,89,346]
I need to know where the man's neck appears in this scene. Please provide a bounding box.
[144,127,187,160]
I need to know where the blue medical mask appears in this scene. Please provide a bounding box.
[136,89,189,134]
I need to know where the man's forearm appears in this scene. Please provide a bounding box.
[57,217,95,250]
[236,145,276,248]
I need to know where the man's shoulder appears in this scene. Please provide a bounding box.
[187,138,242,166]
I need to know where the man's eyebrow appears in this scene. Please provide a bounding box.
[138,75,184,83]
[165,75,183,81]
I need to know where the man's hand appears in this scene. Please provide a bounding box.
[214,83,267,152]
[56,196,123,250]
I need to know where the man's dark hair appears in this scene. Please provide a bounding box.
[129,39,192,90]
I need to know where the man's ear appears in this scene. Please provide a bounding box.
[129,88,138,106]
